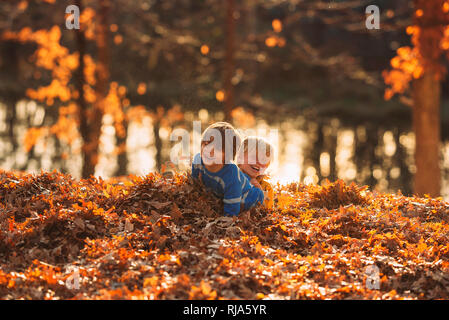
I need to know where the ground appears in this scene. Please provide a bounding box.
[1,170,449,299]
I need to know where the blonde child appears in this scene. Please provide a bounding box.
[236,136,275,209]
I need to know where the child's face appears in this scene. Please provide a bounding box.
[201,138,225,167]
[239,152,270,178]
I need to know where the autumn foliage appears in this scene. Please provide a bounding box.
[383,0,449,197]
[383,0,449,99]
[1,171,449,299]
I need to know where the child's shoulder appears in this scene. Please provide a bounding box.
[192,153,202,165]
[222,162,239,175]
[222,163,248,183]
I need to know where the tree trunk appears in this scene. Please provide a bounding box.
[312,122,324,183]
[326,121,338,182]
[6,98,18,157]
[354,125,368,185]
[3,42,20,164]
[115,119,128,176]
[75,0,89,178]
[412,71,441,196]
[79,0,110,178]
[410,0,445,197]
[53,136,66,173]
[367,124,380,188]
[153,120,162,171]
[245,0,257,94]
[224,0,235,122]
[394,127,413,196]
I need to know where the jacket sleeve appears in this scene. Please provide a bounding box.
[223,180,242,216]
[222,167,243,216]
[191,153,201,180]
[242,185,265,211]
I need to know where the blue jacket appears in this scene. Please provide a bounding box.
[191,153,264,216]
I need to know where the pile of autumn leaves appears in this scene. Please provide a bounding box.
[1,170,449,299]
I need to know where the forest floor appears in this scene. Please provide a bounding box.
[1,170,449,299]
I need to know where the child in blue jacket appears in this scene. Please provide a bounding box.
[191,122,264,216]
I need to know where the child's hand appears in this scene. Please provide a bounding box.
[256,176,274,209]
[250,178,262,189]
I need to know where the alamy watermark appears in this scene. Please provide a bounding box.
[65,4,379,31]
[66,5,80,30]
[365,5,380,30]
[65,267,80,290]
[365,264,380,290]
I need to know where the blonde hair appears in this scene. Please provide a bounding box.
[236,136,274,165]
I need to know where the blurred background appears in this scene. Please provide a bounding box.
[0,0,448,199]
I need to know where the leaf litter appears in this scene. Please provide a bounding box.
[1,170,449,299]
